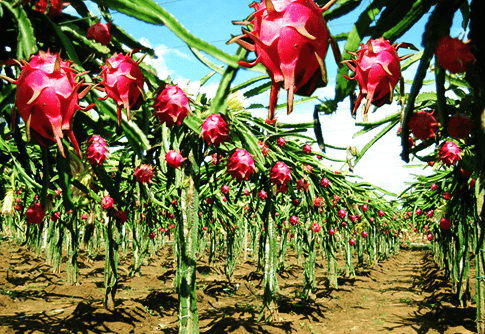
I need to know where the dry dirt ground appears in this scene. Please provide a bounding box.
[0,238,477,334]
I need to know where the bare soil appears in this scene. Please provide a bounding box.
[0,238,477,334]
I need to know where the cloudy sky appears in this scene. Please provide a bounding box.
[73,0,467,196]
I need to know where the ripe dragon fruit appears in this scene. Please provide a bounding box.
[439,141,461,166]
[226,149,256,182]
[277,137,286,147]
[447,114,474,139]
[201,113,230,147]
[134,164,154,184]
[166,150,186,169]
[99,52,145,125]
[34,0,66,17]
[312,223,321,233]
[343,38,411,120]
[270,162,291,187]
[408,110,440,141]
[114,210,128,224]
[221,185,230,195]
[337,208,346,219]
[2,51,94,157]
[101,195,114,210]
[320,177,330,188]
[258,141,270,156]
[435,36,475,74]
[439,217,452,230]
[303,144,312,154]
[86,135,108,166]
[153,84,191,128]
[296,178,310,192]
[258,190,268,200]
[25,202,45,225]
[87,20,113,46]
[229,0,340,120]
[362,231,368,238]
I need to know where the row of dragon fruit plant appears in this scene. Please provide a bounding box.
[1,0,485,332]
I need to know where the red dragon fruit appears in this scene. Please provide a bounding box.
[153,84,191,128]
[134,164,154,184]
[258,190,267,200]
[270,162,291,187]
[447,114,474,139]
[408,110,440,141]
[166,150,186,169]
[87,20,113,46]
[343,38,410,120]
[101,195,114,210]
[99,52,145,125]
[439,217,452,230]
[439,141,461,166]
[229,0,340,120]
[25,202,45,225]
[320,177,330,188]
[226,149,256,182]
[114,210,128,224]
[303,144,312,154]
[277,137,286,147]
[34,0,66,17]
[86,135,108,166]
[435,36,475,74]
[3,51,94,157]
[201,113,230,147]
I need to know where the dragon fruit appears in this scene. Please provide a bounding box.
[435,36,475,74]
[277,137,286,147]
[86,135,108,166]
[337,208,346,219]
[229,0,340,120]
[320,177,330,188]
[362,231,368,238]
[439,217,452,230]
[153,84,191,128]
[34,0,65,17]
[134,164,154,184]
[439,141,461,166]
[221,185,230,195]
[3,51,94,157]
[201,113,230,147]
[25,202,45,225]
[447,114,474,139]
[99,53,145,125]
[258,190,267,200]
[226,149,256,182]
[87,20,113,46]
[165,150,186,169]
[258,141,270,156]
[289,215,298,225]
[408,111,440,140]
[296,178,310,192]
[303,144,312,154]
[270,162,291,187]
[114,210,128,224]
[101,195,114,210]
[343,38,408,120]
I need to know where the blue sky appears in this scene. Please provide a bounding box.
[72,0,468,196]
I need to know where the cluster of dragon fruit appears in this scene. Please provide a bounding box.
[0,0,477,233]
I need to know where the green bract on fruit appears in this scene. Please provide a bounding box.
[229,0,340,120]
[5,51,94,158]
[99,52,145,125]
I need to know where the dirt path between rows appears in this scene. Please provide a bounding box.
[0,240,477,333]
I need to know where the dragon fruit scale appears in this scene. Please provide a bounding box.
[2,51,94,158]
[343,38,411,120]
[229,0,340,120]
[99,52,145,125]
[226,149,256,182]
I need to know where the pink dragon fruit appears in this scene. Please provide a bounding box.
[408,111,440,140]
[343,38,409,120]
[447,114,474,139]
[87,20,113,46]
[201,113,230,147]
[134,164,154,184]
[320,177,330,188]
[166,150,186,169]
[258,190,267,200]
[25,202,45,225]
[99,52,145,125]
[221,185,230,195]
[86,135,108,166]
[439,141,461,166]
[153,84,191,128]
[3,51,94,157]
[226,149,256,182]
[270,162,291,187]
[34,0,66,17]
[229,0,340,120]
[435,36,475,74]
[101,195,114,210]
[277,137,286,147]
[303,144,312,154]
